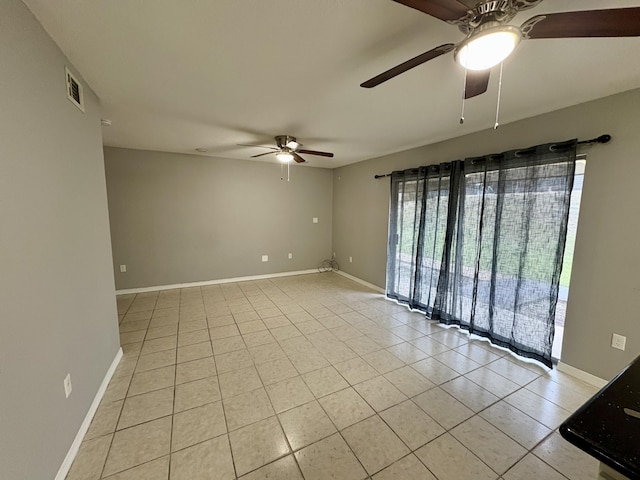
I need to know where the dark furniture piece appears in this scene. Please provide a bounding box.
[560,354,640,480]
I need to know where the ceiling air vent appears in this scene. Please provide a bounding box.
[65,66,84,112]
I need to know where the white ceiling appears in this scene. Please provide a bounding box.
[23,0,640,168]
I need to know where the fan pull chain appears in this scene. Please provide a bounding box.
[494,62,504,130]
[460,68,467,125]
[280,161,291,182]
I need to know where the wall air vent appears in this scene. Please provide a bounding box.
[65,66,84,112]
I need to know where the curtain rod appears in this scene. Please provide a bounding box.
[373,134,611,179]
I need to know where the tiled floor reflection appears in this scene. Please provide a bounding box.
[66,272,601,479]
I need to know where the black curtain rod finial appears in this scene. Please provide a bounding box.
[577,134,612,146]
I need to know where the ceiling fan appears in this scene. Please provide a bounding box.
[238,135,334,163]
[362,0,640,99]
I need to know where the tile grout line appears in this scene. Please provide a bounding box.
[99,291,158,479]
[164,287,188,478]
[214,286,244,480]
[99,295,139,479]
[92,292,140,480]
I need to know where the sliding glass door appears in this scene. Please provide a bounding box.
[386,141,577,367]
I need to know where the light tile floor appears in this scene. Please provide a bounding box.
[66,272,601,480]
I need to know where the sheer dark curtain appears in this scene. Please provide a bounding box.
[387,140,577,367]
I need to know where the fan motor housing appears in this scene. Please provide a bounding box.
[275,135,296,149]
[455,0,543,34]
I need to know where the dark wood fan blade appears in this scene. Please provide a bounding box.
[297,149,334,158]
[361,43,455,88]
[237,144,278,150]
[250,151,275,158]
[393,0,469,22]
[465,70,490,99]
[522,8,640,39]
[292,152,305,164]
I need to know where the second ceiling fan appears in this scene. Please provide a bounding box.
[361,0,640,99]
[238,135,334,163]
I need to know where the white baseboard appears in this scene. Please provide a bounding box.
[116,269,319,295]
[55,348,123,480]
[557,361,608,388]
[335,270,385,294]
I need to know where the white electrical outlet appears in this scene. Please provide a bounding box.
[349,256,353,263]
[612,333,626,351]
[312,217,319,224]
[63,373,72,398]
[288,253,293,259]
[120,264,127,273]
[332,252,336,258]
[261,255,269,262]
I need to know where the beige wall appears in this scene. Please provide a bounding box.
[0,1,120,478]
[104,147,333,290]
[332,89,640,380]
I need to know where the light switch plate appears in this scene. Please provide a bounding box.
[262,255,269,262]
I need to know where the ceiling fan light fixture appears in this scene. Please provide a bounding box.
[285,140,300,150]
[455,25,522,71]
[276,151,294,163]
